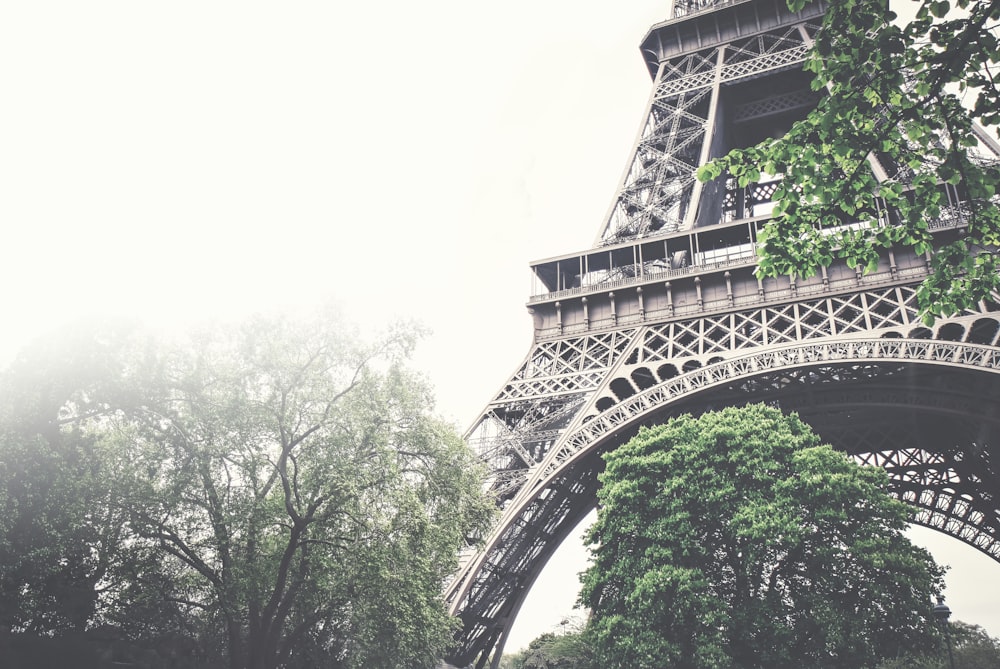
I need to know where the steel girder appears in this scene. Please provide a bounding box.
[596,20,821,244]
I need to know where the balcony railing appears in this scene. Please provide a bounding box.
[529,202,971,305]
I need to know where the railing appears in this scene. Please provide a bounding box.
[529,206,969,306]
[528,252,758,305]
[533,263,928,341]
[671,0,741,18]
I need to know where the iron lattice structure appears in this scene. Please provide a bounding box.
[445,0,1000,666]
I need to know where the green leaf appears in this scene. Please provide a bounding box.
[696,163,720,182]
[930,0,950,18]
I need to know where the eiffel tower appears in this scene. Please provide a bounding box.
[445,1,1000,666]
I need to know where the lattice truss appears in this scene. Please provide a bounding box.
[525,300,1000,488]
[472,286,1000,505]
[452,467,599,661]
[547,338,1000,547]
[599,24,819,244]
[467,330,636,500]
[882,441,1000,558]
[816,412,1000,560]
[672,0,728,18]
[498,329,636,400]
[590,284,923,409]
[752,373,1000,559]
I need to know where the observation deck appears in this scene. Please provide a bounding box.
[527,180,974,341]
[639,0,827,78]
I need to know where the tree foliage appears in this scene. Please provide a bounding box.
[877,621,1000,669]
[502,626,596,669]
[0,327,133,646]
[580,404,946,669]
[698,0,1000,322]
[0,311,494,669]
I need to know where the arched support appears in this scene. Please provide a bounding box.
[446,338,1000,666]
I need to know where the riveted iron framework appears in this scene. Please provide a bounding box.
[445,1,1000,667]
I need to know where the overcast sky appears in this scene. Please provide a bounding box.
[3,0,997,656]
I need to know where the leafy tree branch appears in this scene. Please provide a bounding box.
[699,0,1000,322]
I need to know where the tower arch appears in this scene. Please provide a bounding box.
[449,334,1000,666]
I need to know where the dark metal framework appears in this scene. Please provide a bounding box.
[445,1,1000,666]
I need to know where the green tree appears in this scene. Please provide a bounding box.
[503,626,596,669]
[0,325,200,666]
[0,326,133,651]
[698,0,1000,322]
[878,621,1000,669]
[580,404,946,669]
[0,311,495,669]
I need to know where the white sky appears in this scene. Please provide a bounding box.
[2,0,997,656]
